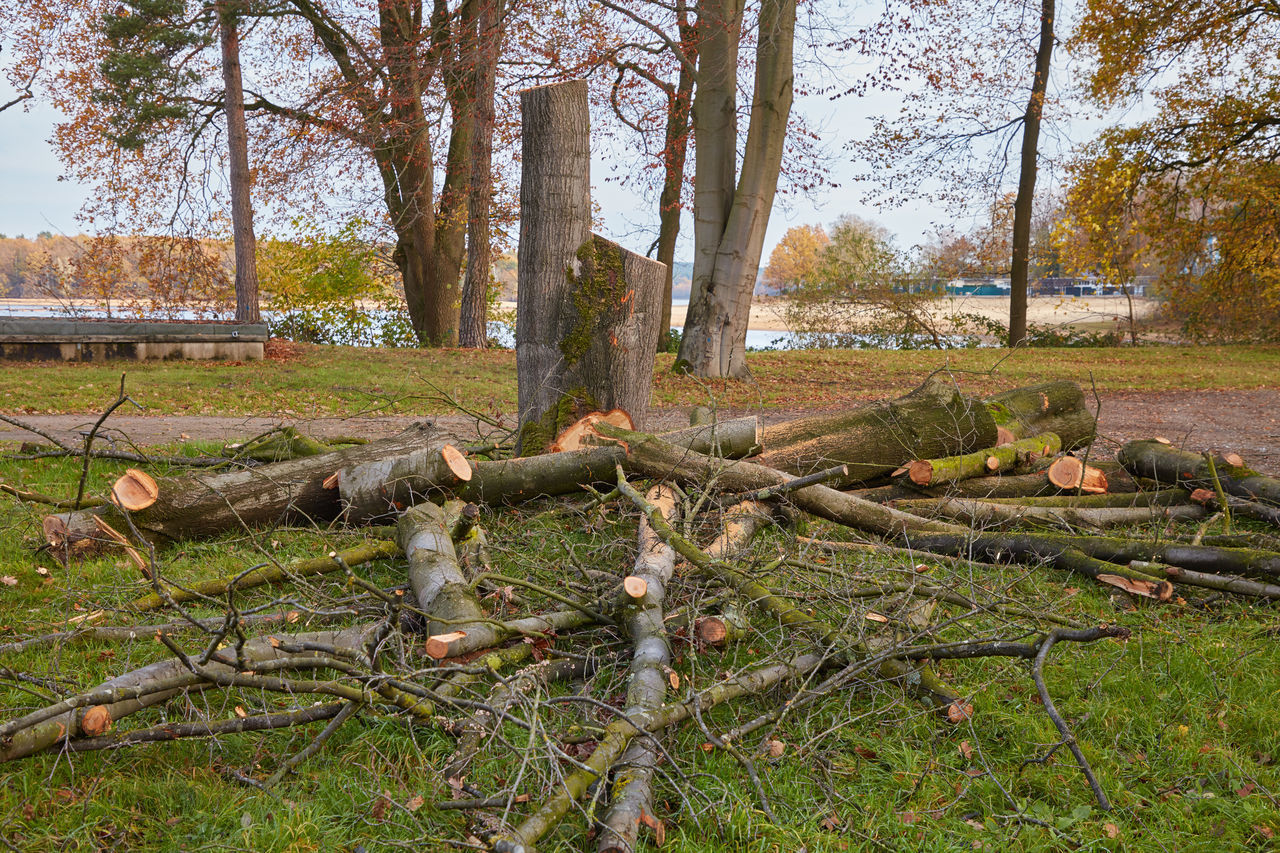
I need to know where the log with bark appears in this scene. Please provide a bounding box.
[43,424,440,548]
[1118,439,1280,506]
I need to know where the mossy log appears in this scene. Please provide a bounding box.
[893,497,1207,530]
[903,533,1174,600]
[43,424,438,549]
[757,375,999,482]
[985,381,1097,449]
[598,485,679,853]
[1117,439,1280,506]
[902,432,1062,487]
[398,501,486,636]
[1054,534,1280,582]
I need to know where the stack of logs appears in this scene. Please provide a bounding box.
[9,375,1280,851]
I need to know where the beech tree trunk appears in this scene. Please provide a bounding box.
[676,0,795,378]
[217,2,259,324]
[1008,0,1055,346]
[516,80,666,453]
[459,0,505,348]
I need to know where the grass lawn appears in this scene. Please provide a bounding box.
[0,343,1277,416]
[0,347,1278,851]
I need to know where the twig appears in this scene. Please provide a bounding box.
[75,373,142,509]
[1030,628,1113,810]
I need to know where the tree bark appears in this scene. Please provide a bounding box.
[1007,0,1055,346]
[459,0,505,348]
[985,380,1096,449]
[903,432,1061,487]
[676,0,794,378]
[398,501,486,635]
[516,81,665,452]
[758,375,999,482]
[43,425,437,545]
[217,2,259,324]
[1117,439,1280,506]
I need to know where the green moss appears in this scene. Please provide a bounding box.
[517,386,599,456]
[560,235,627,367]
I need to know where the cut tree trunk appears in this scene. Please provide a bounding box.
[598,485,679,853]
[985,381,1096,449]
[758,376,999,482]
[398,501,486,637]
[43,425,437,547]
[338,444,472,522]
[902,432,1061,488]
[1117,440,1280,506]
[515,80,666,452]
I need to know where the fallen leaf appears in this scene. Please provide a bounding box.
[1104,822,1120,839]
[900,811,919,824]
[959,740,973,760]
[405,795,425,812]
[1253,825,1274,839]
[286,611,299,623]
[947,701,975,723]
[234,706,248,719]
[865,612,890,623]
[853,745,878,760]
[700,742,714,752]
[765,739,786,757]
[370,792,389,822]
[820,812,842,831]
[1236,782,1256,797]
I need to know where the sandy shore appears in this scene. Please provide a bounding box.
[671,296,1158,333]
[7,295,1158,334]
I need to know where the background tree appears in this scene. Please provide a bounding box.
[94,0,259,322]
[762,223,828,292]
[1064,0,1280,341]
[676,0,797,378]
[845,0,1064,346]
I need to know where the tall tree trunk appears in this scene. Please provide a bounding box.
[1008,0,1054,346]
[515,81,666,453]
[677,0,794,378]
[217,2,259,324]
[653,13,697,352]
[378,0,440,345]
[459,0,505,348]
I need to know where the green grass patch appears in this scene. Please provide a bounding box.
[1,416,1279,850]
[0,343,1275,416]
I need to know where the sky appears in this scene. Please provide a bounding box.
[0,77,951,263]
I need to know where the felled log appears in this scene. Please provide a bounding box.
[515,80,665,454]
[900,432,1061,488]
[488,652,828,853]
[757,375,999,481]
[603,424,961,537]
[338,444,472,523]
[598,485,678,853]
[1189,488,1280,528]
[985,380,1097,449]
[44,424,439,547]
[1047,456,1109,493]
[452,416,760,505]
[398,501,486,637]
[1058,534,1280,582]
[0,625,378,762]
[1118,440,1280,506]
[894,497,1207,530]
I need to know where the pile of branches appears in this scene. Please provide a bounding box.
[4,376,1279,850]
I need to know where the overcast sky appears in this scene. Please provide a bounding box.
[0,57,1015,263]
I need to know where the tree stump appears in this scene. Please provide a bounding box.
[515,79,665,454]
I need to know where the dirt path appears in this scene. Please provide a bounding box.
[4,389,1278,471]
